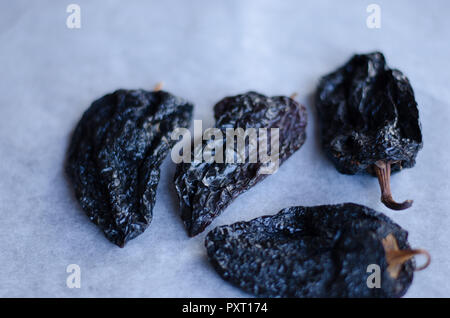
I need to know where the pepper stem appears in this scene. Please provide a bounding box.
[382,234,431,279]
[154,82,163,91]
[373,160,413,210]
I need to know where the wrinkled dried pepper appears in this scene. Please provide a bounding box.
[66,88,193,246]
[174,91,307,236]
[315,52,422,210]
[205,203,430,297]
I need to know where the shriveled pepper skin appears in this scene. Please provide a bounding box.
[315,52,422,175]
[205,203,415,298]
[174,92,307,237]
[66,89,193,247]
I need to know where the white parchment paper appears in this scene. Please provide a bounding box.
[0,0,449,297]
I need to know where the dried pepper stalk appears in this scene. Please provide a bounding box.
[174,92,307,236]
[66,87,193,247]
[315,52,422,210]
[205,203,430,298]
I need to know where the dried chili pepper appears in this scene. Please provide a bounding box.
[66,87,193,247]
[174,92,307,236]
[315,52,422,210]
[205,203,430,298]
